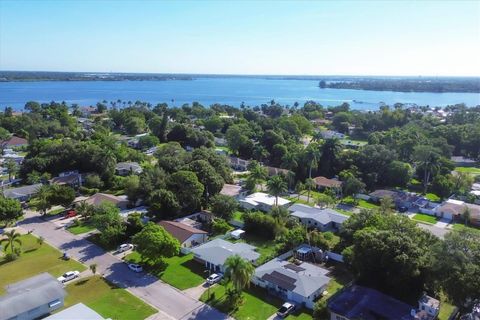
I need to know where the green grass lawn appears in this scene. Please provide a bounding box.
[232,233,279,265]
[335,208,354,216]
[286,309,314,320]
[125,252,205,290]
[454,166,480,175]
[67,221,96,235]
[232,211,244,222]
[425,193,441,202]
[452,223,480,232]
[0,234,86,294]
[438,301,456,320]
[201,283,283,320]
[63,276,157,320]
[412,213,439,224]
[357,199,379,209]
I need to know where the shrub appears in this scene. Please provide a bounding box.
[313,299,328,319]
[4,252,18,262]
[211,219,232,236]
[243,211,278,239]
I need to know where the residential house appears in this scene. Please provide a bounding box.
[369,189,421,209]
[1,153,25,165]
[220,183,246,198]
[44,303,105,320]
[0,273,66,320]
[418,294,440,319]
[265,166,292,177]
[312,176,343,194]
[115,162,143,176]
[214,137,227,146]
[50,171,82,189]
[79,106,97,117]
[328,285,417,320]
[435,199,480,225]
[238,192,291,212]
[252,258,331,309]
[0,136,28,148]
[84,193,129,210]
[450,156,477,167]
[229,156,251,171]
[320,130,345,140]
[288,204,349,232]
[3,183,42,202]
[158,220,208,248]
[191,238,260,272]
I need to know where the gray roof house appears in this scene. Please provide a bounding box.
[191,238,260,273]
[115,162,143,176]
[289,204,349,232]
[0,273,67,320]
[44,303,105,320]
[252,258,331,309]
[3,183,42,202]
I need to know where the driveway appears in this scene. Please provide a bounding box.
[417,223,449,239]
[18,212,231,320]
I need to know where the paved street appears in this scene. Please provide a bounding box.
[18,212,231,320]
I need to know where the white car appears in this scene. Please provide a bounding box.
[117,243,134,253]
[206,273,223,285]
[57,271,80,283]
[277,302,295,318]
[128,263,143,273]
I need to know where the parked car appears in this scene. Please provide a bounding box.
[64,210,77,219]
[398,206,408,213]
[128,263,143,273]
[117,243,134,253]
[57,270,80,283]
[277,302,295,318]
[206,273,223,285]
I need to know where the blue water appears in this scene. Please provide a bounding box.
[0,77,479,110]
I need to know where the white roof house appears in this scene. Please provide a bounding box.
[253,258,331,309]
[289,203,349,232]
[45,303,105,320]
[191,238,260,272]
[239,192,291,212]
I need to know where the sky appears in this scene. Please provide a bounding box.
[0,0,479,76]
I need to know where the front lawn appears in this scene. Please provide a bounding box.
[412,213,439,224]
[125,252,205,290]
[454,166,480,175]
[63,276,157,320]
[0,234,86,293]
[452,223,480,232]
[425,193,441,202]
[201,283,283,320]
[357,199,379,210]
[67,221,96,235]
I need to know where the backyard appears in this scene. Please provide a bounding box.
[454,166,480,175]
[229,233,279,265]
[63,276,157,320]
[0,234,86,293]
[412,213,439,224]
[125,251,205,290]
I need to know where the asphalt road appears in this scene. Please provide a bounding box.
[19,212,231,320]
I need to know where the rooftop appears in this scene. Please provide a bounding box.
[191,238,260,266]
[158,220,207,244]
[44,303,105,320]
[255,258,331,298]
[289,203,349,225]
[0,273,67,320]
[3,183,42,199]
[220,183,243,197]
[312,176,342,188]
[241,192,290,207]
[328,285,415,320]
[85,193,128,207]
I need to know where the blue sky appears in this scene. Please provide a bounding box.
[1,0,479,76]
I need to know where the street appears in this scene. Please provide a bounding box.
[18,212,231,320]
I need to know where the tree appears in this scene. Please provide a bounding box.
[34,185,52,215]
[295,181,305,200]
[148,189,181,220]
[124,175,140,206]
[224,255,255,294]
[76,201,95,220]
[138,135,159,150]
[267,175,288,206]
[342,175,365,198]
[379,196,395,215]
[0,196,23,225]
[413,145,441,193]
[432,228,480,307]
[84,173,104,189]
[1,229,22,254]
[126,212,145,237]
[188,160,224,203]
[49,185,76,208]
[450,172,474,196]
[247,161,267,192]
[316,193,335,209]
[211,218,232,236]
[4,159,17,181]
[89,263,97,275]
[462,206,471,226]
[167,171,204,213]
[210,194,238,221]
[132,222,180,265]
[305,178,316,204]
[431,174,454,199]
[90,203,126,246]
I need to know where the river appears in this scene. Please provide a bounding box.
[0,77,479,110]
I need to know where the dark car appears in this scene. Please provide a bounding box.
[398,206,408,213]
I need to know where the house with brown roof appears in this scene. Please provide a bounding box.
[435,199,480,225]
[265,166,292,177]
[158,221,208,248]
[220,183,246,198]
[84,193,129,210]
[50,171,82,189]
[312,176,343,195]
[0,136,28,148]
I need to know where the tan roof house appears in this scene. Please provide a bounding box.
[85,193,129,210]
[158,221,208,248]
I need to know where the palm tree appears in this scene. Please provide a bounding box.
[4,159,17,181]
[248,162,267,191]
[463,207,471,226]
[267,175,288,206]
[295,181,305,200]
[1,230,22,254]
[224,255,255,294]
[305,178,316,204]
[35,185,52,215]
[76,201,94,220]
[413,145,440,194]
